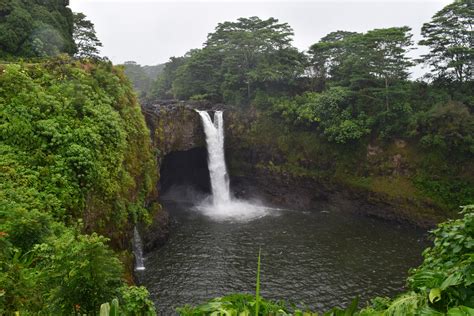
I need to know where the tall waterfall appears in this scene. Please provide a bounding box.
[195,110,270,221]
[133,226,145,271]
[196,110,231,205]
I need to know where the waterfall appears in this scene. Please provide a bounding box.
[196,110,231,205]
[133,226,145,271]
[195,110,270,221]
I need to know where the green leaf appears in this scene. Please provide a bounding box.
[429,288,441,303]
[419,306,445,316]
[110,298,119,316]
[440,272,463,290]
[100,302,110,316]
[345,297,359,316]
[447,306,474,316]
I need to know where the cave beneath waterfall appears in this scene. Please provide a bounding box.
[159,147,211,199]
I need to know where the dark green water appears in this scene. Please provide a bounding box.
[139,200,428,315]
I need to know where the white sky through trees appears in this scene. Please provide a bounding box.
[69,0,451,78]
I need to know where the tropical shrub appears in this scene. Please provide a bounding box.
[273,87,372,144]
[119,286,157,316]
[33,228,124,315]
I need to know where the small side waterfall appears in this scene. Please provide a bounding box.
[133,226,145,271]
[196,110,230,205]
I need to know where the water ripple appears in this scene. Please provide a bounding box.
[140,201,428,315]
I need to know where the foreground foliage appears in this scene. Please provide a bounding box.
[99,287,157,316]
[178,206,474,315]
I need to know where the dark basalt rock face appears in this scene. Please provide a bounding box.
[141,101,205,155]
[139,100,221,253]
[223,110,445,228]
[139,205,170,254]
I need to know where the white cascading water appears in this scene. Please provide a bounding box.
[196,111,230,205]
[133,226,145,271]
[196,110,271,221]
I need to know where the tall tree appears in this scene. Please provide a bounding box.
[205,16,306,104]
[309,27,413,106]
[363,27,414,109]
[172,48,223,101]
[73,12,102,59]
[419,0,473,82]
[308,31,360,89]
[151,56,188,99]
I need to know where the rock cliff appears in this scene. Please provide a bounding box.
[141,102,448,229]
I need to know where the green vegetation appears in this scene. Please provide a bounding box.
[0,3,159,314]
[273,87,372,144]
[177,206,474,315]
[1,0,472,314]
[73,12,103,59]
[122,61,165,98]
[0,0,76,58]
[144,0,472,212]
[419,0,472,82]
[150,17,306,104]
[0,57,157,314]
[99,287,156,316]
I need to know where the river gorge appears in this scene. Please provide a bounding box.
[137,104,431,314]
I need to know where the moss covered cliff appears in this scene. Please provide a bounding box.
[1,57,159,243]
[138,101,472,227]
[1,57,161,314]
[224,109,473,227]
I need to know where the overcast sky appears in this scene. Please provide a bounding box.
[69,0,451,77]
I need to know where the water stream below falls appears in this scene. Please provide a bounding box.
[138,110,428,314]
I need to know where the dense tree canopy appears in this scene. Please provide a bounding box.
[308,30,359,90]
[205,16,306,103]
[308,27,413,92]
[172,48,224,101]
[152,55,189,99]
[153,17,306,104]
[419,0,473,82]
[0,0,76,58]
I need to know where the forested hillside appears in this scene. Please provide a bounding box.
[122,61,165,98]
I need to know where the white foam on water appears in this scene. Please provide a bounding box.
[195,199,274,222]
